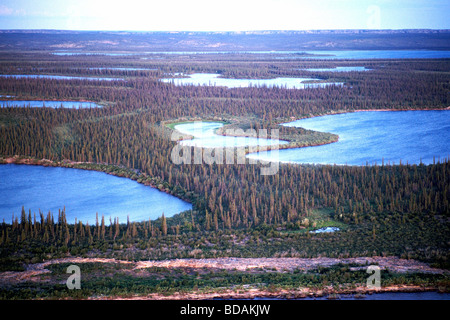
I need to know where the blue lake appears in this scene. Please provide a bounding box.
[0,164,192,224]
[304,66,371,72]
[250,291,450,300]
[0,100,102,108]
[51,50,450,59]
[52,52,139,56]
[87,67,157,71]
[161,73,342,89]
[247,111,450,166]
[298,50,450,59]
[174,122,288,148]
[310,227,340,233]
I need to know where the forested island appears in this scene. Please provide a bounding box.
[0,30,449,300]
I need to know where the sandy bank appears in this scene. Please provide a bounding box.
[1,256,446,285]
[134,256,447,274]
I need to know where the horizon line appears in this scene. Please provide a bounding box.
[1,28,450,33]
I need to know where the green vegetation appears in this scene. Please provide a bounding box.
[1,261,448,300]
[0,200,449,271]
[0,37,449,299]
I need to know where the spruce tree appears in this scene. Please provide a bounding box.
[161,213,167,236]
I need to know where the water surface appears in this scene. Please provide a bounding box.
[247,111,450,166]
[52,52,139,56]
[251,291,450,300]
[299,50,450,59]
[310,227,340,233]
[0,164,192,224]
[87,67,157,71]
[51,50,450,59]
[174,122,288,148]
[162,73,342,89]
[304,66,371,72]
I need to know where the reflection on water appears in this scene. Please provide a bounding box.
[304,66,371,72]
[51,50,450,59]
[162,73,343,89]
[0,164,192,223]
[299,50,450,59]
[52,52,139,56]
[249,291,450,300]
[174,121,288,148]
[310,227,340,233]
[247,111,450,166]
[87,67,157,71]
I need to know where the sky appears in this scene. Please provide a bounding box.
[0,0,448,31]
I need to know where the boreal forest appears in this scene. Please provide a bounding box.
[0,30,449,300]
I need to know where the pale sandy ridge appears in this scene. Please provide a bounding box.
[134,256,447,273]
[0,256,446,284]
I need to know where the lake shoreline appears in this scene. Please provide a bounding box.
[168,119,339,156]
[281,106,450,124]
[254,108,450,165]
[109,285,447,300]
[167,108,450,166]
[0,156,194,214]
[352,106,450,112]
[161,73,343,89]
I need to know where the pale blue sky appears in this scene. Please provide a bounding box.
[0,0,448,31]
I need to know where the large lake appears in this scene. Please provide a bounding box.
[174,122,288,148]
[247,111,450,166]
[87,67,157,71]
[304,66,371,72]
[295,50,450,59]
[153,50,450,59]
[51,50,450,60]
[0,100,102,108]
[161,73,343,89]
[250,291,450,300]
[0,164,192,224]
[52,52,140,56]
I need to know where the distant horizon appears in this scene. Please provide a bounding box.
[0,1,448,31]
[0,28,449,33]
[2,27,449,52]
